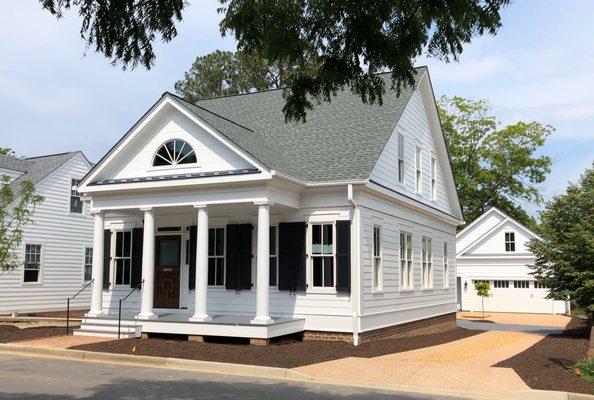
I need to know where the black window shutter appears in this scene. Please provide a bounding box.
[130,228,143,288]
[103,230,111,290]
[292,222,307,292]
[225,224,240,290]
[335,220,351,293]
[278,223,293,291]
[188,225,197,290]
[238,224,253,290]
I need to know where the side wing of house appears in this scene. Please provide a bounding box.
[0,167,25,182]
[0,153,94,314]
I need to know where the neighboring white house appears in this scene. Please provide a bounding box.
[75,67,464,344]
[456,207,569,315]
[0,151,94,315]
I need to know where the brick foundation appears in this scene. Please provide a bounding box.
[249,338,269,346]
[188,335,205,342]
[303,312,457,345]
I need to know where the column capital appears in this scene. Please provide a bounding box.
[193,202,208,209]
[139,206,153,212]
[90,209,104,216]
[254,200,272,207]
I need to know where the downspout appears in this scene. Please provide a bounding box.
[347,184,360,346]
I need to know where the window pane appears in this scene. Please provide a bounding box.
[208,258,216,285]
[216,258,224,285]
[123,231,131,257]
[24,269,39,283]
[215,229,224,256]
[208,229,215,256]
[313,257,323,287]
[312,225,322,254]
[123,259,130,285]
[70,196,82,213]
[159,239,179,265]
[269,227,276,255]
[185,239,190,265]
[115,259,123,284]
[322,224,333,254]
[115,232,123,257]
[323,257,333,287]
[269,257,277,286]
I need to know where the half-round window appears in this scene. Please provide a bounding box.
[153,139,197,167]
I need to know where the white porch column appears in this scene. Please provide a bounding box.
[88,211,105,317]
[137,207,156,320]
[190,204,211,321]
[252,202,273,324]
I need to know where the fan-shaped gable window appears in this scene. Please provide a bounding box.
[153,139,197,167]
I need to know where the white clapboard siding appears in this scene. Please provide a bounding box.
[0,154,94,314]
[358,191,457,332]
[369,86,452,215]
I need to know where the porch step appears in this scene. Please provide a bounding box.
[73,318,142,338]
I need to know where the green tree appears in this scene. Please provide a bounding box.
[474,281,490,319]
[0,176,45,271]
[174,50,286,102]
[439,96,552,230]
[0,148,14,156]
[528,164,594,317]
[40,0,510,121]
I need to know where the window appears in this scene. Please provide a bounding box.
[70,178,82,213]
[415,146,423,193]
[494,280,509,288]
[84,247,93,282]
[398,133,405,184]
[400,232,413,289]
[269,226,278,286]
[311,223,334,288]
[23,244,42,283]
[430,157,437,201]
[505,232,516,252]
[373,226,382,291]
[443,242,449,288]
[208,228,225,286]
[114,231,132,285]
[153,139,197,167]
[422,237,433,288]
[535,281,548,289]
[514,280,529,289]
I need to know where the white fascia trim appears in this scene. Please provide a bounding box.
[271,170,368,187]
[456,206,508,239]
[78,95,270,191]
[457,254,535,260]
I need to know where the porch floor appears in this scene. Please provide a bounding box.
[83,312,305,340]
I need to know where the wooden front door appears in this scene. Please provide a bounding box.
[154,235,181,308]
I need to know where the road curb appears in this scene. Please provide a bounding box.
[0,343,592,400]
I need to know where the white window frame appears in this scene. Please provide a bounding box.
[83,246,93,283]
[505,232,516,252]
[151,138,199,170]
[113,230,132,287]
[308,222,336,293]
[269,225,279,287]
[422,237,433,289]
[397,133,405,185]
[416,146,423,193]
[208,227,226,287]
[513,280,529,289]
[443,242,449,288]
[22,243,43,285]
[70,177,83,214]
[372,225,383,292]
[430,156,437,201]
[400,232,413,290]
[493,280,509,288]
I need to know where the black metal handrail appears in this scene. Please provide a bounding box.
[118,280,143,339]
[66,279,94,336]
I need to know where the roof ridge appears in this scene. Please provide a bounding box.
[25,151,75,160]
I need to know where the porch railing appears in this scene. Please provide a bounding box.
[118,280,143,339]
[66,279,94,336]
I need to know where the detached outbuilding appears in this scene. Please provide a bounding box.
[456,207,569,315]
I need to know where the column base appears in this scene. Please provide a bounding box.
[189,314,212,322]
[250,316,273,325]
[85,310,106,318]
[136,312,157,320]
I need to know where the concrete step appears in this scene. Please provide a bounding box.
[73,329,140,338]
[78,323,141,334]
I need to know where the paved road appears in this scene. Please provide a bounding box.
[0,353,468,400]
[457,319,565,335]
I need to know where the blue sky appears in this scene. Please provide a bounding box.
[1,1,593,216]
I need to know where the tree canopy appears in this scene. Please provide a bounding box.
[40,0,510,121]
[438,96,552,230]
[528,164,594,315]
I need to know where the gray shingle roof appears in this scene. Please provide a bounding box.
[172,68,425,183]
[0,152,80,191]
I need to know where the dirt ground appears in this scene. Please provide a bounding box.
[457,311,573,328]
[496,317,593,395]
[71,328,482,369]
[0,324,79,343]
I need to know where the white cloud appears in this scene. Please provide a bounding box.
[423,55,508,84]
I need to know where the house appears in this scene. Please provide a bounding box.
[75,67,464,344]
[456,207,569,314]
[0,151,94,315]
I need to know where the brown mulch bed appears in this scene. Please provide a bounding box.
[0,324,78,343]
[71,328,482,369]
[496,317,594,395]
[21,310,89,319]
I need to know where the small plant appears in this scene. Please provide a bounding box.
[474,281,491,319]
[572,358,594,383]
